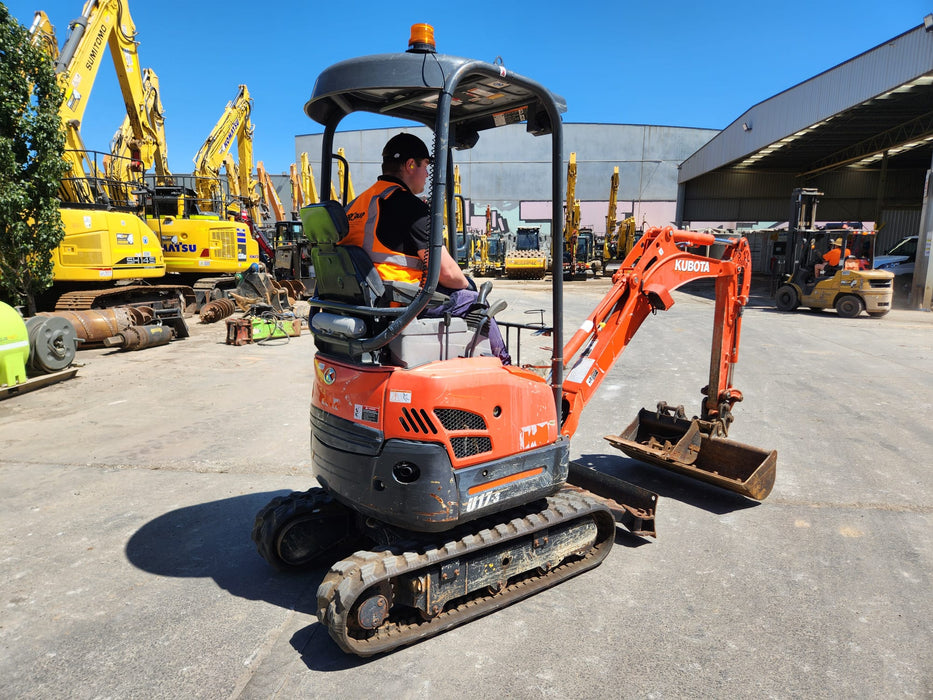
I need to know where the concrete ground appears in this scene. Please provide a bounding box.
[1,276,931,699]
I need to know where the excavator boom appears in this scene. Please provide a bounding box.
[108,67,171,185]
[604,167,619,261]
[257,161,286,223]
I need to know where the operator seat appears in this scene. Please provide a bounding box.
[300,200,493,367]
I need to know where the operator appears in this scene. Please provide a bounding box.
[822,238,851,267]
[341,133,510,364]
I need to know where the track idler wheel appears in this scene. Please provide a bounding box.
[251,487,362,570]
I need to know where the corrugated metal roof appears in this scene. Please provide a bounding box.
[679,21,933,183]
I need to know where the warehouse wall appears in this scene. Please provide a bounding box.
[294,123,718,241]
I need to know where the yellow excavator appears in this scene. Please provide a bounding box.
[191,85,258,219]
[562,152,588,279]
[29,1,177,310]
[601,168,636,276]
[31,1,260,311]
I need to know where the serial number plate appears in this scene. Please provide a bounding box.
[123,255,157,265]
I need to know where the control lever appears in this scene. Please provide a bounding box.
[464,298,507,359]
[476,281,492,307]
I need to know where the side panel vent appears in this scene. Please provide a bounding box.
[450,436,492,459]
[399,407,438,434]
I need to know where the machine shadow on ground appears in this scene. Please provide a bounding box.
[575,452,761,515]
[125,491,326,615]
[290,625,380,671]
[123,474,752,670]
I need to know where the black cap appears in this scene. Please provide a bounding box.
[382,133,431,164]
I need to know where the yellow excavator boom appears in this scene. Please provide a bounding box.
[604,167,619,261]
[28,11,60,61]
[300,152,320,205]
[192,84,258,215]
[257,161,286,223]
[107,67,171,185]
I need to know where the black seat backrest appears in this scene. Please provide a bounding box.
[300,200,385,306]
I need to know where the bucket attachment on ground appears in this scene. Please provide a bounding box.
[605,406,776,500]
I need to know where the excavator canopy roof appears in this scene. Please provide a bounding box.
[304,51,566,144]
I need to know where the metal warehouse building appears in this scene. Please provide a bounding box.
[678,19,933,244]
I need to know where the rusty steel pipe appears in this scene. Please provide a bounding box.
[103,325,175,351]
[38,308,144,346]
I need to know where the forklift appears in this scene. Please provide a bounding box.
[774,188,894,318]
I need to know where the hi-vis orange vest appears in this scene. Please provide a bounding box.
[341,180,424,284]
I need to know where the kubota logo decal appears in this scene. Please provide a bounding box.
[315,361,336,385]
[675,259,710,273]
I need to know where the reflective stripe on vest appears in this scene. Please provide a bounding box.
[341,180,423,283]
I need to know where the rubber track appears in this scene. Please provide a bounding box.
[316,486,615,656]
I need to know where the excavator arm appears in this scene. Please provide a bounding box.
[192,84,258,214]
[257,162,286,223]
[561,226,749,436]
[53,1,155,176]
[107,67,171,185]
[559,226,775,500]
[300,152,320,205]
[563,152,580,277]
[289,163,303,215]
[29,11,60,61]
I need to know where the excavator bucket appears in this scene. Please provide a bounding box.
[604,408,776,500]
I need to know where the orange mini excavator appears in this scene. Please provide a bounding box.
[252,24,777,656]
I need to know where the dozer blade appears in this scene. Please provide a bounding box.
[566,461,657,537]
[605,408,776,501]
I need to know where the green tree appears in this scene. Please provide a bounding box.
[0,4,66,315]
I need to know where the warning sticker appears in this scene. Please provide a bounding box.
[493,106,527,127]
[566,358,595,385]
[389,391,412,404]
[354,405,379,423]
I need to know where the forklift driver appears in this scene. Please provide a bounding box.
[341,133,511,364]
[813,238,851,277]
[822,238,851,267]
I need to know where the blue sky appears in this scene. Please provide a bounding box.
[5,0,927,174]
